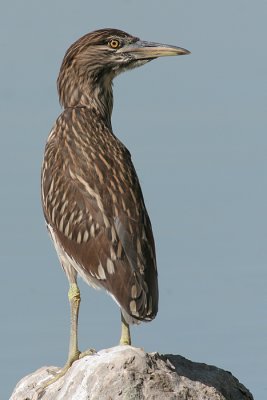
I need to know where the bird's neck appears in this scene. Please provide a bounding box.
[58,71,114,128]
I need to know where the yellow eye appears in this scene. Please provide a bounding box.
[108,39,120,49]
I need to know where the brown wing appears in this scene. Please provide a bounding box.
[42,107,158,321]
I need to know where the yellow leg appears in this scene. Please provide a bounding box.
[119,312,131,345]
[66,283,81,363]
[37,283,94,394]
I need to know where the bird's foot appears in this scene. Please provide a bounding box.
[79,348,96,358]
[34,362,75,400]
[34,349,96,399]
[46,348,96,377]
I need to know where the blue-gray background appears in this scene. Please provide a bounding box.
[1,1,266,399]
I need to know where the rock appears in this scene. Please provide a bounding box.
[10,346,254,400]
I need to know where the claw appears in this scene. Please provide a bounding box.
[79,348,97,358]
[34,348,96,398]
[46,367,60,377]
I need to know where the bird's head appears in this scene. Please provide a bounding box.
[58,28,190,116]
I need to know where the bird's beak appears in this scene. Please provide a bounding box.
[118,40,190,59]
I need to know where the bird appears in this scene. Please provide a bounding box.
[41,28,189,385]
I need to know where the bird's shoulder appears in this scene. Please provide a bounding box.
[42,106,142,218]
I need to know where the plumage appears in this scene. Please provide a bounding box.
[40,28,189,387]
[42,103,158,321]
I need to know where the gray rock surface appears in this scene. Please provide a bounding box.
[10,346,254,400]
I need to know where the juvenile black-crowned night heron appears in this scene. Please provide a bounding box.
[41,28,189,385]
